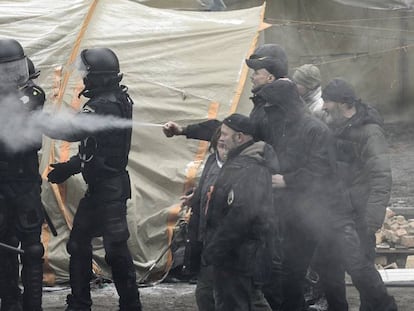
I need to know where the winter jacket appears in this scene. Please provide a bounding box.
[331,102,392,231]
[183,152,222,274]
[202,140,273,276]
[258,80,353,229]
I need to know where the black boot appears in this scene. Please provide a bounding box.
[107,252,142,311]
[21,249,44,311]
[65,254,93,310]
[64,294,91,311]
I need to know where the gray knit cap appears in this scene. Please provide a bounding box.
[292,64,321,90]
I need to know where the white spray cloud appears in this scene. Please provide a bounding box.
[0,94,161,153]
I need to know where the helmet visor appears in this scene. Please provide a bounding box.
[0,57,29,87]
[74,55,88,78]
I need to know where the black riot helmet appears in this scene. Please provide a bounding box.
[79,47,120,75]
[0,38,29,88]
[77,47,122,95]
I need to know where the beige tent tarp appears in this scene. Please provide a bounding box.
[0,0,265,284]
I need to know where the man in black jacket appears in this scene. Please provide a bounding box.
[202,113,274,311]
[319,78,392,311]
[46,48,141,311]
[162,43,288,142]
[258,79,397,311]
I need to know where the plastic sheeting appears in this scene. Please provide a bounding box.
[0,0,264,283]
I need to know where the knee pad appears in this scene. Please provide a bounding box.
[22,242,44,263]
[67,238,92,256]
[104,241,131,266]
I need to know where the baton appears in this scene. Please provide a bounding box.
[43,206,58,236]
[0,241,25,254]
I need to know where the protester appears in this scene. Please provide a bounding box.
[162,43,288,143]
[291,63,326,120]
[0,38,45,311]
[258,79,398,311]
[320,78,392,311]
[182,128,225,311]
[47,47,142,311]
[291,63,328,310]
[202,113,274,311]
[163,44,288,310]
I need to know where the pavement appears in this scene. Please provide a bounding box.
[41,282,414,311]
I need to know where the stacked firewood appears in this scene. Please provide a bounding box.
[376,208,414,248]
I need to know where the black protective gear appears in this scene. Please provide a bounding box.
[0,301,23,311]
[21,80,46,112]
[0,39,25,63]
[0,183,45,311]
[0,39,28,88]
[0,237,21,311]
[27,58,40,80]
[80,48,120,75]
[51,55,141,309]
[47,156,81,184]
[105,243,142,311]
[78,48,122,97]
[66,237,94,310]
[20,241,44,311]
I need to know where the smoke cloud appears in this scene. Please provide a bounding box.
[0,94,160,153]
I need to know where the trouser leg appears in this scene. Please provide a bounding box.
[195,265,215,311]
[0,237,22,311]
[313,240,348,311]
[105,241,141,311]
[356,227,377,311]
[20,237,44,311]
[262,236,283,311]
[66,235,93,310]
[280,223,317,311]
[13,181,46,311]
[339,225,397,311]
[213,268,253,311]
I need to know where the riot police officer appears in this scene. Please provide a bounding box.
[0,39,46,311]
[47,47,142,311]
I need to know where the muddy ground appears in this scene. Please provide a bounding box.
[40,120,414,310]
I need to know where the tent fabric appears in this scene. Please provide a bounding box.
[0,0,264,284]
[332,0,414,10]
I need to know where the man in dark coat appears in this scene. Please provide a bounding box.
[258,79,397,311]
[162,43,287,311]
[202,113,274,311]
[320,78,392,311]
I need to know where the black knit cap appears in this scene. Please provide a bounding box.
[245,44,288,79]
[222,113,254,135]
[322,78,358,104]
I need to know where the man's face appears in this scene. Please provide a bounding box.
[250,68,273,89]
[322,100,345,124]
[219,124,240,153]
[216,142,228,161]
[295,83,307,96]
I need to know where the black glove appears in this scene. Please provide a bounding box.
[47,156,81,184]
